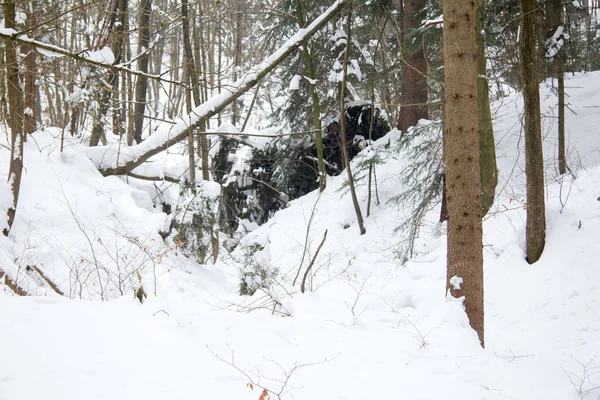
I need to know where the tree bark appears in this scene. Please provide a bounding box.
[520,0,546,264]
[296,0,326,192]
[231,0,243,125]
[23,4,38,136]
[90,0,128,146]
[546,0,567,174]
[442,0,484,347]
[557,58,565,174]
[3,0,24,236]
[133,0,152,144]
[397,0,429,133]
[476,5,497,215]
[339,3,366,235]
[182,0,197,182]
[192,5,209,180]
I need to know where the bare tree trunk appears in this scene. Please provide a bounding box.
[217,1,223,126]
[133,0,152,144]
[91,0,128,146]
[167,32,180,120]
[193,5,210,180]
[231,0,243,125]
[207,4,216,92]
[23,3,38,136]
[557,59,566,174]
[397,0,429,132]
[3,0,24,236]
[547,0,567,174]
[442,0,484,347]
[0,47,6,124]
[477,5,497,215]
[520,0,546,264]
[296,0,326,192]
[339,3,365,235]
[182,0,197,182]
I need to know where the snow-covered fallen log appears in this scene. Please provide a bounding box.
[86,0,347,177]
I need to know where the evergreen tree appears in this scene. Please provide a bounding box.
[442,0,485,347]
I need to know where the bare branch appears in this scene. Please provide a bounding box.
[300,229,328,293]
[0,30,186,87]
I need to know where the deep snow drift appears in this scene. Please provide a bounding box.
[1,72,600,400]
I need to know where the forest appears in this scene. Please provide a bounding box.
[1,0,600,399]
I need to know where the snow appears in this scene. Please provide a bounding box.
[449,275,463,290]
[546,26,570,59]
[1,70,600,399]
[81,47,115,65]
[423,14,444,28]
[289,74,301,91]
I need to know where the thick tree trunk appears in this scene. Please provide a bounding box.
[442,0,484,347]
[520,0,546,264]
[397,0,429,133]
[133,0,152,144]
[3,0,24,236]
[476,5,497,215]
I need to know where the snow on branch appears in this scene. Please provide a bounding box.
[0,28,186,87]
[86,0,347,177]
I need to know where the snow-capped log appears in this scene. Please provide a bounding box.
[86,0,347,177]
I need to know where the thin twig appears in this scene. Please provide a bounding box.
[300,229,328,293]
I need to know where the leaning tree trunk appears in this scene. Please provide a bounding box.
[397,0,429,133]
[476,5,497,215]
[132,0,152,144]
[3,0,24,236]
[442,0,484,347]
[520,0,546,264]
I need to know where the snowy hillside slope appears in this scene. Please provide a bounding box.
[1,72,600,399]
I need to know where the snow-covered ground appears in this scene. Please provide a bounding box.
[1,72,600,399]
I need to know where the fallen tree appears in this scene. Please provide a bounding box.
[85,0,347,177]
